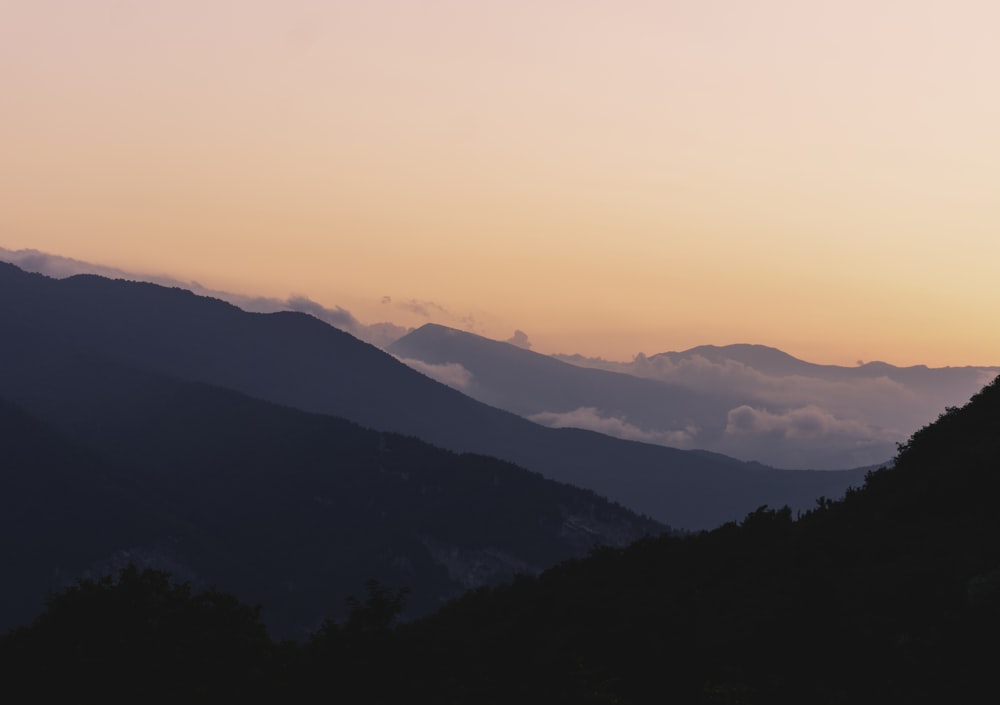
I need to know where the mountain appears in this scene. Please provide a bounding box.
[390,322,726,432]
[0,262,864,529]
[0,344,660,637]
[392,325,994,468]
[8,370,999,702]
[0,396,168,633]
[381,373,1000,702]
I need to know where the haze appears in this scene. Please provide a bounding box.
[3,1,999,366]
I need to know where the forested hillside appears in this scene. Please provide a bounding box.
[5,376,998,702]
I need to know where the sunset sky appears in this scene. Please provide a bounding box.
[3,1,998,366]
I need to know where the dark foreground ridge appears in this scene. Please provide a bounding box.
[4,376,999,702]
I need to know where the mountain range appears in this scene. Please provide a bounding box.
[392,323,996,469]
[0,262,864,531]
[6,355,999,701]
[0,323,661,637]
[0,260,882,636]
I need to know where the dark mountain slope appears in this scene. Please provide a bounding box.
[0,398,173,631]
[8,377,996,701]
[0,263,864,529]
[382,374,1000,703]
[0,342,659,636]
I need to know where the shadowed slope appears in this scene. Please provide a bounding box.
[0,344,660,636]
[0,262,864,529]
[389,375,1000,703]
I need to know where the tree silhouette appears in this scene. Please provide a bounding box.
[1,564,277,697]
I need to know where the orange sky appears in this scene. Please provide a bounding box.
[3,1,999,366]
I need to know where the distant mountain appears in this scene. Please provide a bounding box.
[391,324,995,468]
[645,343,997,392]
[562,342,998,404]
[390,323,724,430]
[0,262,864,529]
[0,344,659,637]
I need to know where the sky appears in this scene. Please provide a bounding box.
[3,0,999,366]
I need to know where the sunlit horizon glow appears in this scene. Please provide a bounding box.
[3,1,999,368]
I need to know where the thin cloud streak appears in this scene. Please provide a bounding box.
[0,247,411,349]
[529,408,698,448]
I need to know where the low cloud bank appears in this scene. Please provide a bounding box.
[717,404,900,469]
[529,407,698,448]
[725,404,892,441]
[555,348,999,467]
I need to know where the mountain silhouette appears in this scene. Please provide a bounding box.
[390,323,725,429]
[7,372,998,701]
[0,262,864,529]
[392,324,909,468]
[375,374,1000,702]
[0,344,660,637]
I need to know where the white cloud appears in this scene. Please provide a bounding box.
[559,350,997,440]
[528,407,698,448]
[720,404,901,468]
[506,330,532,349]
[394,357,474,391]
[724,404,894,441]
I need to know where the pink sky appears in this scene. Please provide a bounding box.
[3,1,999,365]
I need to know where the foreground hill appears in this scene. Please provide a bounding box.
[5,374,998,701]
[386,374,1000,702]
[0,262,863,529]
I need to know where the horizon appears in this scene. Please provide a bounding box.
[4,245,999,372]
[4,2,999,368]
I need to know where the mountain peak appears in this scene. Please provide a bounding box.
[662,343,807,371]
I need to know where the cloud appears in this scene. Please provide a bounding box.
[360,321,415,349]
[720,404,901,468]
[724,405,892,441]
[397,298,452,318]
[556,349,995,439]
[528,407,698,448]
[285,295,360,329]
[394,357,473,391]
[0,247,412,348]
[237,294,411,348]
[506,330,532,349]
[1,247,178,283]
[549,347,1000,468]
[391,297,479,332]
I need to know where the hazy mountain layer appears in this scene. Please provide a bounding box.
[391,323,994,468]
[0,262,864,529]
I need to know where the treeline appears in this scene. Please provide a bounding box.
[4,377,1000,702]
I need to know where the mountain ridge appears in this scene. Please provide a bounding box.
[0,262,865,529]
[391,321,993,469]
[0,346,661,637]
